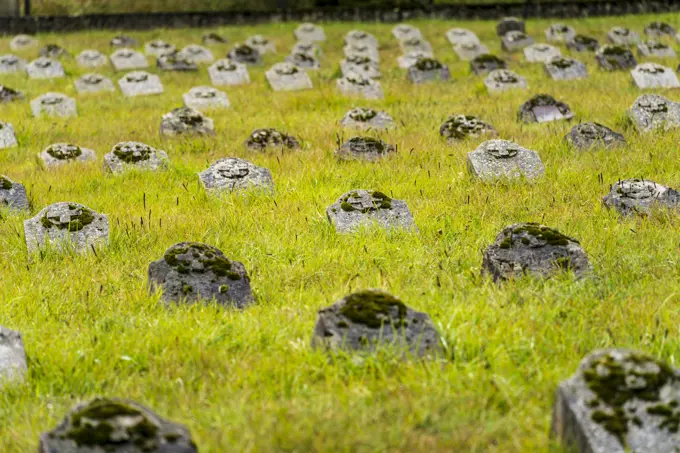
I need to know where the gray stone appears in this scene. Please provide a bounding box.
[524,43,561,63]
[335,136,395,162]
[285,51,320,70]
[39,397,198,453]
[551,349,680,453]
[340,55,381,79]
[340,107,394,130]
[26,57,65,79]
[227,43,262,65]
[628,94,680,132]
[265,62,312,92]
[637,40,676,58]
[24,202,108,254]
[245,35,276,55]
[518,94,574,124]
[440,114,497,142]
[0,175,28,211]
[291,41,322,58]
[118,71,163,97]
[74,73,116,94]
[470,54,507,75]
[397,50,434,69]
[40,143,96,167]
[156,53,198,72]
[144,39,176,58]
[446,28,480,46]
[176,44,214,64]
[596,45,637,71]
[567,35,600,52]
[160,107,214,137]
[344,30,378,49]
[110,48,148,71]
[0,326,26,383]
[209,58,250,86]
[198,157,274,194]
[468,139,544,181]
[294,23,326,42]
[202,32,227,45]
[392,24,422,41]
[76,49,108,68]
[0,54,25,73]
[183,86,230,111]
[501,31,534,52]
[407,58,450,84]
[453,42,489,61]
[631,63,680,89]
[244,128,300,151]
[148,242,254,307]
[0,85,23,103]
[565,122,626,150]
[311,289,440,357]
[544,56,588,81]
[545,23,576,43]
[484,69,528,93]
[399,37,433,54]
[39,44,70,59]
[645,21,676,38]
[482,222,589,281]
[343,43,380,63]
[10,34,37,51]
[30,93,76,118]
[104,141,168,174]
[603,179,680,217]
[336,72,384,100]
[110,35,137,48]
[326,190,416,234]
[0,122,18,149]
[497,17,525,36]
[608,27,641,46]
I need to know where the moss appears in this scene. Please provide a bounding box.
[219,285,229,293]
[346,73,370,86]
[340,290,407,328]
[414,58,443,71]
[347,55,371,65]
[511,223,575,246]
[165,243,237,278]
[348,107,377,122]
[181,283,193,294]
[47,144,82,160]
[601,45,630,56]
[473,54,504,65]
[217,61,237,71]
[440,115,491,140]
[113,143,152,163]
[340,190,392,213]
[41,204,95,232]
[549,57,574,69]
[573,35,598,47]
[233,44,255,56]
[337,320,349,328]
[340,202,355,212]
[0,176,12,190]
[347,137,386,153]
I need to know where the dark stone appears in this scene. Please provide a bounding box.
[0,85,23,103]
[157,53,198,72]
[567,34,600,52]
[39,43,70,59]
[440,114,496,141]
[335,136,396,161]
[227,43,261,65]
[644,21,676,37]
[518,94,574,124]
[596,45,637,71]
[470,54,507,75]
[244,128,300,151]
[203,32,227,44]
[603,179,680,216]
[565,122,625,150]
[496,16,525,36]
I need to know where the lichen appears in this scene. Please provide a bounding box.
[440,115,491,140]
[113,142,153,163]
[549,57,574,69]
[0,176,12,190]
[414,57,443,71]
[340,290,407,328]
[348,107,377,122]
[501,223,575,247]
[164,242,241,279]
[40,204,95,232]
[346,137,388,154]
[339,190,392,213]
[46,144,82,160]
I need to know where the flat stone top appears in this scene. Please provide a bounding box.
[109,141,159,161]
[27,57,62,69]
[468,139,545,180]
[32,92,72,104]
[485,69,527,87]
[339,71,377,87]
[186,85,224,98]
[633,62,673,75]
[111,47,144,58]
[119,70,158,83]
[31,202,103,232]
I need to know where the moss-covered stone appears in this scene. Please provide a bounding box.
[40,204,95,232]
[46,144,82,160]
[348,107,377,122]
[340,290,407,328]
[165,242,239,278]
[510,223,575,246]
[113,143,153,163]
[0,176,12,190]
[414,57,443,71]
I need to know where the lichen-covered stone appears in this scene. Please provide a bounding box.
[607,26,641,46]
[397,50,434,69]
[392,24,422,41]
[76,50,108,68]
[0,54,26,74]
[144,39,176,58]
[468,140,544,181]
[294,23,326,42]
[39,397,198,453]
[265,62,312,91]
[30,93,77,118]
[343,43,380,63]
[118,71,164,97]
[202,32,227,45]
[484,69,528,93]
[335,137,395,162]
[565,123,625,150]
[399,37,433,55]
[0,122,18,149]
[524,43,561,63]
[551,349,680,453]
[567,35,600,52]
[446,28,480,46]
[628,94,680,132]
[24,202,108,254]
[637,40,676,58]
[501,31,533,52]
[10,34,37,51]
[407,57,450,84]
[497,17,525,36]
[453,42,489,61]
[110,48,148,71]
[470,54,507,75]
[596,45,637,71]
[344,30,379,49]
[244,128,300,151]
[340,55,381,79]
[440,114,496,142]
[183,86,229,111]
[40,143,96,167]
[0,85,23,103]
[291,41,322,58]
[156,53,198,72]
[39,44,70,59]
[209,58,250,85]
[311,289,440,356]
[74,73,116,94]
[0,175,29,211]
[645,21,676,38]
[245,35,276,55]
[176,44,214,64]
[160,107,214,137]
[110,35,137,48]
[631,63,680,89]
[227,43,262,65]
[148,242,254,307]
[104,141,169,174]
[603,179,680,216]
[483,222,589,281]
[26,57,65,79]
[336,72,384,100]
[340,107,394,130]
[545,23,576,43]
[518,94,574,124]
[326,190,416,234]
[285,51,320,70]
[544,56,588,81]
[0,326,27,383]
[198,157,274,194]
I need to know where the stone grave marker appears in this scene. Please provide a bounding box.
[144,39,176,58]
[0,326,27,383]
[565,122,625,150]
[285,51,321,69]
[244,128,300,151]
[183,86,230,111]
[631,63,680,89]
[76,49,108,68]
[343,42,380,63]
[336,72,384,99]
[645,21,676,38]
[292,41,322,58]
[397,50,434,69]
[551,349,680,453]
[567,35,600,52]
[446,28,481,46]
[118,71,163,97]
[340,107,395,130]
[0,54,25,73]
[39,44,70,59]
[198,157,274,194]
[341,55,381,79]
[544,56,588,81]
[110,35,137,48]
[294,23,326,42]
[484,69,528,92]
[470,54,507,75]
[245,35,276,54]
[335,136,395,161]
[0,122,18,148]
[149,242,254,307]
[30,92,76,118]
[104,141,168,174]
[0,85,23,103]
[501,31,534,52]
[203,32,227,45]
[10,34,37,51]
[482,222,589,281]
[311,289,440,356]
[399,37,433,54]
[40,143,96,167]
[392,24,422,41]
[157,53,198,72]
[596,45,637,71]
[209,58,250,85]
[524,43,561,63]
[177,44,214,64]
[637,40,676,58]
[440,114,497,142]
[0,175,29,211]
[265,62,312,91]
[453,42,490,61]
[603,179,680,216]
[74,73,115,94]
[628,94,680,131]
[497,17,525,36]
[344,30,379,49]
[39,398,198,453]
[228,43,262,65]
[160,107,214,137]
[24,202,108,253]
[326,190,416,233]
[607,26,641,46]
[468,139,544,180]
[518,94,574,123]
[110,48,148,71]
[545,23,576,43]
[26,57,65,79]
[407,57,450,83]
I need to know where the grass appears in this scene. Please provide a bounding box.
[1,12,680,453]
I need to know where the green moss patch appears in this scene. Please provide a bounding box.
[47,144,82,160]
[165,243,241,280]
[0,176,12,190]
[340,290,407,328]
[41,204,95,232]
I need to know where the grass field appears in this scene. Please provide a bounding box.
[1,12,680,453]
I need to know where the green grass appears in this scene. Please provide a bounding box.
[1,13,680,453]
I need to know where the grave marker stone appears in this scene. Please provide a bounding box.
[544,56,588,81]
[157,53,198,72]
[228,43,262,65]
[340,107,395,130]
[265,62,312,91]
[501,31,534,52]
[110,48,148,71]
[244,128,300,151]
[74,73,115,94]
[497,17,525,36]
[118,71,163,97]
[0,175,28,211]
[39,44,69,59]
[596,45,637,71]
[10,34,37,51]
[183,86,230,111]
[110,35,137,48]
[645,21,676,38]
[177,44,214,64]
[160,107,214,137]
[285,51,321,69]
[470,54,507,75]
[628,94,680,131]
[468,139,544,180]
[446,28,481,46]
[203,32,227,45]
[144,39,176,58]
[343,43,380,63]
[76,49,108,68]
[292,41,322,58]
[565,122,625,150]
[30,92,76,117]
[603,179,680,216]
[326,190,416,233]
[344,30,379,49]
[335,137,395,161]
[518,94,574,123]
[104,141,168,174]
[0,54,25,73]
[336,72,384,99]
[341,55,381,79]
[397,50,434,69]
[407,57,450,83]
[392,24,422,41]
[524,43,561,63]
[637,40,676,58]
[484,69,528,92]
[440,114,497,141]
[26,57,65,79]
[0,122,18,148]
[245,35,276,54]
[40,143,96,167]
[199,157,274,194]
[0,326,26,383]
[453,42,490,61]
[295,23,326,42]
[545,23,576,43]
[631,63,680,89]
[567,35,600,52]
[0,85,23,103]
[209,58,250,85]
[608,26,641,46]
[399,37,433,54]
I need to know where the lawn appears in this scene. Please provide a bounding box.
[1,12,680,453]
